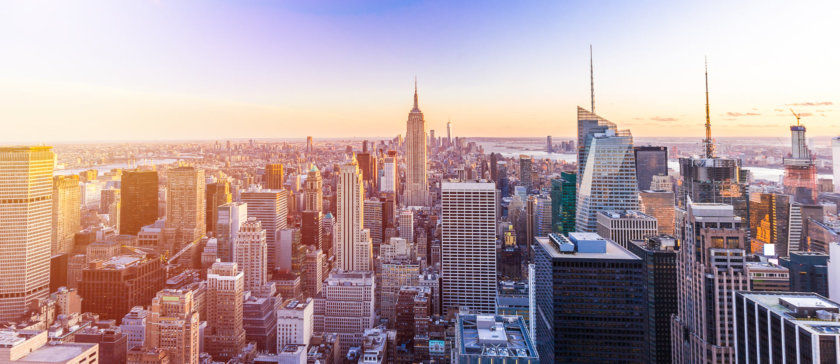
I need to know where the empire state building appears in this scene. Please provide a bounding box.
[404,80,429,206]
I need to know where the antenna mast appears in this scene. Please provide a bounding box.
[590,45,595,113]
[703,57,715,159]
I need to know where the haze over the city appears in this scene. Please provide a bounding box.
[1,0,838,142]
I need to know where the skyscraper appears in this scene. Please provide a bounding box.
[404,80,429,207]
[441,182,497,315]
[205,261,246,361]
[241,188,288,273]
[120,169,159,236]
[519,155,532,190]
[833,137,840,193]
[216,202,248,262]
[671,202,748,363]
[783,113,817,203]
[734,292,840,363]
[576,106,617,186]
[264,163,285,190]
[336,155,371,271]
[314,271,376,354]
[52,174,81,255]
[146,289,200,364]
[0,146,54,321]
[165,166,206,250]
[595,210,658,248]
[380,152,397,193]
[549,172,576,234]
[575,123,639,232]
[628,235,679,364]
[533,233,645,363]
[640,190,676,236]
[363,199,383,251]
[634,146,668,191]
[234,217,267,292]
[205,178,232,235]
[304,164,323,212]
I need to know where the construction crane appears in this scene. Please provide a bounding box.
[790,108,801,126]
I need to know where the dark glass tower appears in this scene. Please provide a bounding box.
[120,170,159,235]
[549,172,576,234]
[628,235,679,364]
[634,145,668,191]
[534,233,645,363]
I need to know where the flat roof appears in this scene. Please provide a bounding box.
[19,343,96,362]
[441,182,495,190]
[741,292,840,335]
[537,236,640,260]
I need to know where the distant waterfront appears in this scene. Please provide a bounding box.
[54,158,186,176]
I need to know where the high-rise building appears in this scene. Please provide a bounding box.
[356,150,378,188]
[314,271,376,354]
[243,293,278,354]
[671,202,748,364]
[595,210,658,248]
[549,172,576,234]
[833,137,840,193]
[380,152,397,193]
[306,136,313,154]
[575,124,639,232]
[441,182,497,315]
[745,261,790,292]
[146,289,200,364]
[395,286,432,362]
[216,202,248,262]
[52,175,81,255]
[265,163,285,190]
[519,155,532,190]
[634,146,668,191]
[234,217,268,292]
[304,164,323,213]
[453,315,539,364]
[398,209,414,243]
[0,146,54,321]
[120,169,159,236]
[241,189,288,273]
[533,233,645,363]
[301,210,323,251]
[628,235,679,364]
[336,156,371,271]
[205,178,232,235]
[277,298,314,349]
[205,261,246,361]
[734,292,840,363]
[576,106,618,186]
[783,115,817,203]
[303,247,324,298]
[490,153,499,182]
[404,81,429,207]
[120,306,148,350]
[779,251,829,297]
[165,166,206,250]
[79,254,165,320]
[640,190,676,236]
[363,199,383,251]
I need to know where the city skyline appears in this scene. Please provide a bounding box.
[2,0,839,142]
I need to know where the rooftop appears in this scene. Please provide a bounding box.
[456,315,537,359]
[441,181,495,191]
[740,292,840,335]
[597,210,655,220]
[537,234,640,260]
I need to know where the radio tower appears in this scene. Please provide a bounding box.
[703,57,715,159]
[590,45,595,113]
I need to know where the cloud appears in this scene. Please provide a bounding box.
[649,116,677,122]
[725,112,761,117]
[774,109,784,112]
[787,101,834,106]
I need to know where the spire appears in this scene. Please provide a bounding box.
[703,57,715,159]
[590,45,595,114]
[412,76,420,112]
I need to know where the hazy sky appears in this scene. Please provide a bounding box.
[1,0,838,142]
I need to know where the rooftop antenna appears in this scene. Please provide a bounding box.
[590,45,595,114]
[703,57,715,159]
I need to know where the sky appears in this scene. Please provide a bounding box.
[0,0,838,142]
